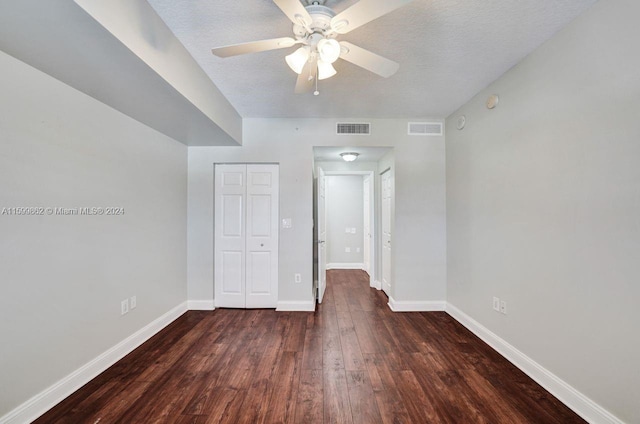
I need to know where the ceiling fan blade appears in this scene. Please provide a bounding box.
[294,57,318,94]
[273,0,313,27]
[211,37,297,58]
[339,42,399,78]
[330,0,413,34]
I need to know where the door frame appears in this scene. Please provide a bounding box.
[321,170,377,290]
[380,168,392,297]
[316,166,327,303]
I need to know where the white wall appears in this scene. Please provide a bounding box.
[325,175,364,266]
[0,51,187,418]
[445,0,640,422]
[188,118,446,306]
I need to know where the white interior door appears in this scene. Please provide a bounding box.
[381,170,392,296]
[363,176,371,275]
[317,167,327,303]
[215,164,278,308]
[214,164,246,308]
[245,165,279,308]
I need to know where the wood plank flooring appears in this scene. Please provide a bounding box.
[34,270,585,423]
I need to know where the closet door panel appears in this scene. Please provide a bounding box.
[215,164,247,308]
[246,164,279,308]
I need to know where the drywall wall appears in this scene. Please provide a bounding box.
[325,176,364,266]
[188,118,446,307]
[0,51,187,418]
[445,0,639,421]
[74,0,242,144]
[0,0,241,146]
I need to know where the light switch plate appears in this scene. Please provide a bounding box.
[281,218,292,229]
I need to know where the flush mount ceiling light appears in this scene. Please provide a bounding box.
[340,152,359,162]
[211,0,413,95]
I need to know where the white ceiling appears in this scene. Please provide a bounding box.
[147,0,597,119]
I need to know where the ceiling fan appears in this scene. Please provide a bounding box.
[211,0,413,94]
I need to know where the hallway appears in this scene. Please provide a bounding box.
[35,270,584,423]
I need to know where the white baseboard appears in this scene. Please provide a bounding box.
[0,302,188,424]
[326,262,364,270]
[276,300,316,312]
[445,303,623,424]
[370,280,381,290]
[187,300,215,311]
[388,297,446,312]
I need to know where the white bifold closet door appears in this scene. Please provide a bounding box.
[214,164,279,308]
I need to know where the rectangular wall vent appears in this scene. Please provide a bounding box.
[337,122,370,135]
[408,122,443,136]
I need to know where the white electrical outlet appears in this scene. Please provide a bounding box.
[493,297,500,312]
[345,227,351,233]
[130,296,137,309]
[356,247,361,253]
[500,300,507,315]
[294,273,301,283]
[121,299,129,315]
[351,228,356,234]
[345,247,351,253]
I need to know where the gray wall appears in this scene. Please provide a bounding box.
[188,118,446,305]
[325,175,364,266]
[0,51,188,416]
[445,0,639,422]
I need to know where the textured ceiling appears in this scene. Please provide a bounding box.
[147,0,597,119]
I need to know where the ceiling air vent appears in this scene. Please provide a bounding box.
[408,122,443,136]
[337,122,370,135]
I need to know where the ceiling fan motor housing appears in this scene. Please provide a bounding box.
[293,5,336,39]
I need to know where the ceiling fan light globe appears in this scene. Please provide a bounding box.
[317,60,337,80]
[317,38,340,64]
[285,47,310,74]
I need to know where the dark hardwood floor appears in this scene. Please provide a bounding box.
[35,270,585,423]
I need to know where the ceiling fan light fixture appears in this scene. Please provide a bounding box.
[285,46,310,74]
[317,60,337,80]
[317,38,341,64]
[340,152,359,162]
